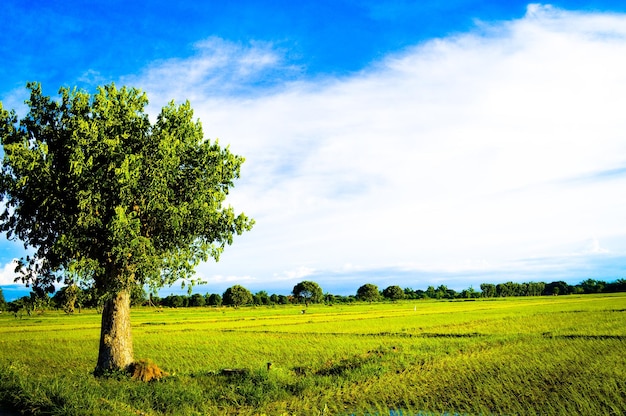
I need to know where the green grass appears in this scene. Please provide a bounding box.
[1,294,625,415]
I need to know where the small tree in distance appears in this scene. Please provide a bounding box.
[206,293,222,306]
[357,283,380,302]
[292,281,323,306]
[189,293,206,307]
[223,285,253,307]
[382,285,404,301]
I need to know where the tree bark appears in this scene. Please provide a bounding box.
[95,289,134,375]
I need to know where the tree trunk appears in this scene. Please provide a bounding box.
[95,289,134,375]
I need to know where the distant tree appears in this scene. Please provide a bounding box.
[435,285,454,299]
[52,284,80,314]
[580,279,606,294]
[382,285,405,301]
[0,83,253,374]
[496,283,511,297]
[333,295,352,303]
[357,283,380,302]
[544,281,571,296]
[425,286,436,299]
[206,293,222,306]
[512,282,526,296]
[414,289,426,299]
[253,290,270,305]
[460,286,480,299]
[7,296,29,314]
[65,284,80,313]
[0,287,6,311]
[223,285,253,307]
[526,282,545,296]
[403,287,417,299]
[20,289,50,315]
[605,278,626,293]
[292,281,323,306]
[130,285,147,307]
[162,295,185,308]
[189,293,206,307]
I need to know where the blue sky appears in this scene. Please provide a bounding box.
[2,1,626,300]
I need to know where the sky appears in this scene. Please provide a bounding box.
[2,1,626,301]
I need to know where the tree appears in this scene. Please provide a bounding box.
[130,285,147,307]
[382,285,404,301]
[526,282,545,296]
[496,283,512,297]
[580,279,606,294]
[605,278,626,293]
[52,284,80,314]
[292,281,323,306]
[0,287,6,311]
[161,294,184,308]
[253,290,270,305]
[544,281,570,296]
[0,83,253,375]
[223,285,253,307]
[435,284,454,299]
[206,293,222,306]
[356,283,379,302]
[403,287,418,299]
[324,292,335,304]
[425,286,436,299]
[189,293,206,307]
[480,283,496,298]
[460,286,480,299]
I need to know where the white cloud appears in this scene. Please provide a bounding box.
[122,5,626,290]
[0,260,19,286]
[273,266,317,281]
[0,87,29,117]
[124,37,299,110]
[204,274,256,285]
[581,237,610,255]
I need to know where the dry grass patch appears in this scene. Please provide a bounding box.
[129,359,167,382]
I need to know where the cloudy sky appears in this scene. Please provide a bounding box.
[2,1,626,300]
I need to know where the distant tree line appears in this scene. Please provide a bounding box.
[1,278,625,314]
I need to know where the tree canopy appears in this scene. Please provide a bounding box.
[0,83,253,373]
[382,285,404,301]
[292,280,323,306]
[0,83,253,293]
[223,285,253,307]
[356,283,379,302]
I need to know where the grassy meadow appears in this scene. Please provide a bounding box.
[0,293,625,415]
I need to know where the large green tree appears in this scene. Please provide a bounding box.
[480,283,497,298]
[292,280,323,306]
[382,285,404,301]
[0,83,253,374]
[222,285,253,307]
[356,283,379,302]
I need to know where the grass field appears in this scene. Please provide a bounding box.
[0,293,625,415]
